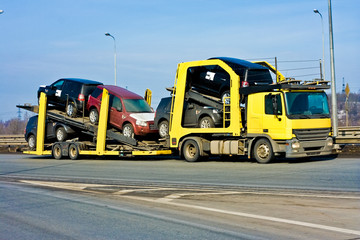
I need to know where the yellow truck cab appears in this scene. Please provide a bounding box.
[169,58,333,163]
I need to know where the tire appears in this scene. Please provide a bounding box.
[221,90,230,104]
[28,134,36,150]
[56,127,67,142]
[68,144,79,160]
[199,116,215,128]
[52,143,62,160]
[89,108,99,125]
[66,102,77,118]
[158,120,169,138]
[182,139,201,162]
[123,123,134,138]
[253,138,274,164]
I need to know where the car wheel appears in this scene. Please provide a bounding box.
[69,144,79,160]
[28,134,36,150]
[56,127,67,142]
[199,116,215,128]
[221,90,230,104]
[158,120,169,138]
[66,102,77,118]
[123,123,134,138]
[89,108,99,125]
[253,138,274,164]
[182,139,201,162]
[52,143,62,160]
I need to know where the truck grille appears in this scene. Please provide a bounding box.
[293,128,330,141]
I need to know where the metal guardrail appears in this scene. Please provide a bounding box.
[0,134,27,146]
[336,126,360,144]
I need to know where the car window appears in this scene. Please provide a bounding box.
[90,88,103,99]
[83,85,100,95]
[110,95,122,111]
[51,80,64,89]
[62,81,82,97]
[123,99,152,113]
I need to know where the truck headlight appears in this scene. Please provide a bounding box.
[136,120,147,127]
[326,138,333,147]
[291,141,300,149]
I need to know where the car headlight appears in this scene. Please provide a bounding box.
[136,120,147,127]
[291,141,300,149]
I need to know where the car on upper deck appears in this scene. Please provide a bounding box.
[86,85,157,138]
[37,78,103,117]
[188,57,273,102]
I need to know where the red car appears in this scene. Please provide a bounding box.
[86,85,157,138]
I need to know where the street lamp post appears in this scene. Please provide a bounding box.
[313,9,326,81]
[105,32,117,86]
[328,0,338,137]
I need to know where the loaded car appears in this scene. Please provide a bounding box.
[25,115,76,150]
[38,78,103,117]
[86,85,157,138]
[188,57,273,102]
[154,97,223,138]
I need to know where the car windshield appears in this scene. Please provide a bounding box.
[285,92,330,119]
[123,99,153,113]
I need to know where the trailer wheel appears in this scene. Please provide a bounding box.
[56,127,67,142]
[158,120,169,138]
[89,108,99,125]
[68,144,79,160]
[182,139,200,162]
[253,138,274,164]
[66,102,77,118]
[199,116,215,128]
[52,143,62,160]
[28,134,36,150]
[123,123,134,138]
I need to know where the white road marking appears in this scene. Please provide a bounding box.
[21,180,360,236]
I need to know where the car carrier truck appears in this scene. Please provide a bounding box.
[19,57,335,163]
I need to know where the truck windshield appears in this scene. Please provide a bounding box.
[285,92,330,119]
[123,99,153,113]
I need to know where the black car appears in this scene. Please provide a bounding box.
[25,115,76,150]
[38,78,103,117]
[154,97,223,138]
[188,57,273,102]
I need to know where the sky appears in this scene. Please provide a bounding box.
[0,0,359,121]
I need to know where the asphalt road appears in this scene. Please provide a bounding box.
[1,154,360,239]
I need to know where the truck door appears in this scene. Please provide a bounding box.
[262,93,286,139]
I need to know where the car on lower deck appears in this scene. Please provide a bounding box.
[25,115,76,150]
[86,85,157,138]
[154,97,223,138]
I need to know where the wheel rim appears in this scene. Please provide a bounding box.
[29,136,35,149]
[159,122,168,137]
[222,92,230,104]
[57,129,64,141]
[257,143,270,159]
[67,104,74,116]
[69,146,76,157]
[123,126,132,137]
[54,146,61,157]
[186,144,197,158]
[89,110,97,123]
[200,119,211,128]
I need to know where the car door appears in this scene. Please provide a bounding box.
[108,95,124,130]
[47,79,65,104]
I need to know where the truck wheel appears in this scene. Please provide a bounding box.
[69,144,79,160]
[52,143,62,160]
[158,120,169,138]
[253,138,274,164]
[56,127,67,142]
[66,102,77,118]
[199,116,215,128]
[123,123,134,138]
[182,139,200,162]
[89,108,99,125]
[28,134,36,150]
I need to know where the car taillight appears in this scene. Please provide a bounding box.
[78,93,85,101]
[241,81,249,87]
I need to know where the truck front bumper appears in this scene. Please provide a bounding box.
[284,137,334,158]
